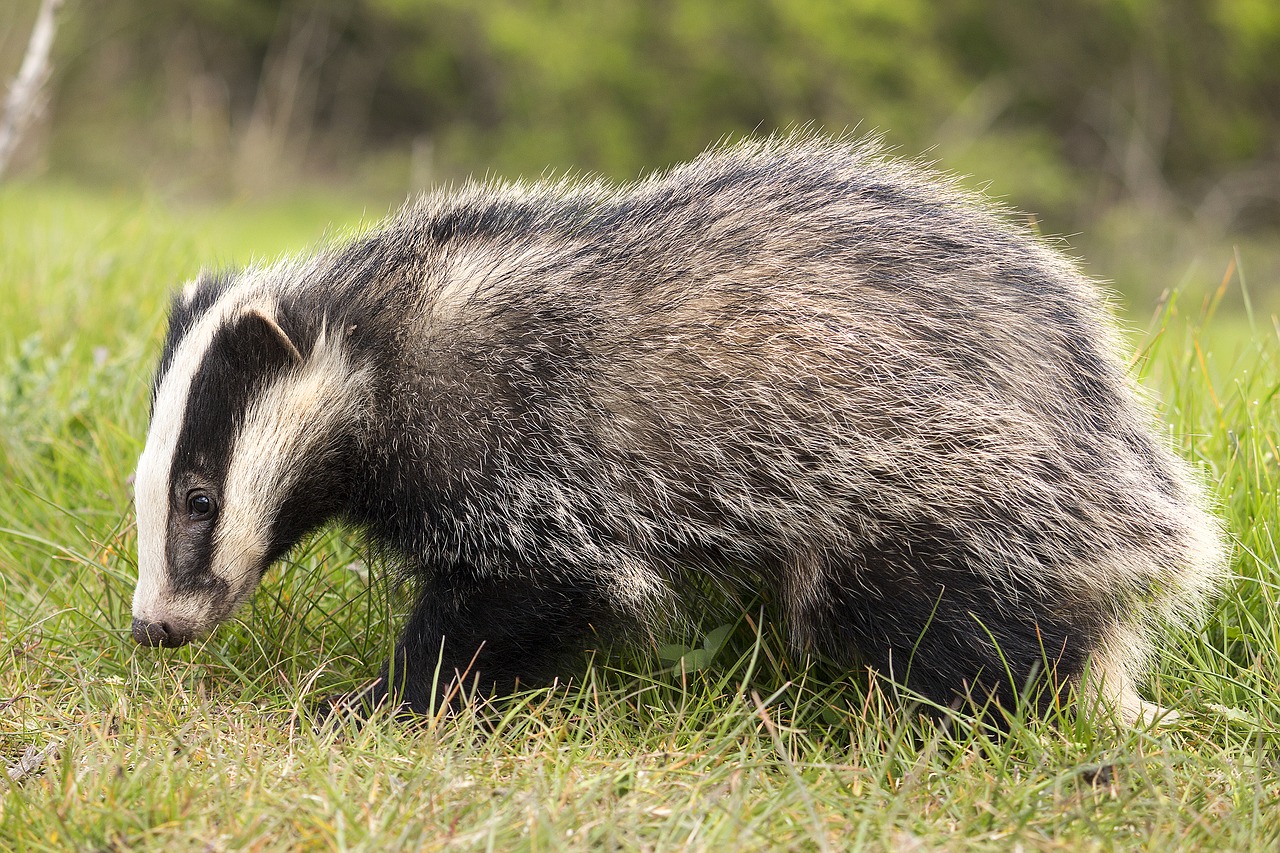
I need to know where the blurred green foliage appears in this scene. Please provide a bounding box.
[1,0,1277,251]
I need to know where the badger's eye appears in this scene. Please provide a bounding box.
[186,490,217,521]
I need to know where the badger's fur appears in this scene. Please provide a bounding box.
[131,136,1226,723]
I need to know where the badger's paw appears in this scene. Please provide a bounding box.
[1130,699,1182,729]
[311,678,403,729]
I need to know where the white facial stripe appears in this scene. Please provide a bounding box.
[132,274,294,621]
[134,282,257,618]
[213,325,369,603]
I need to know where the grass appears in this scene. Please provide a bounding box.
[1,180,1278,851]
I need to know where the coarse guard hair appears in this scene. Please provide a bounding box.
[131,135,1227,724]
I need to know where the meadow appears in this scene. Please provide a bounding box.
[0,182,1277,851]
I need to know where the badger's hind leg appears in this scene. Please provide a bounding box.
[788,541,1117,722]
[355,565,626,716]
[1080,622,1183,727]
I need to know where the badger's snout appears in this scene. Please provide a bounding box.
[131,617,193,648]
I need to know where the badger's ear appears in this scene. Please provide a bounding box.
[243,306,304,364]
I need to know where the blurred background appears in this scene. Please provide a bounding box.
[3,0,1278,311]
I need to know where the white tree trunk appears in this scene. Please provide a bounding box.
[0,0,64,179]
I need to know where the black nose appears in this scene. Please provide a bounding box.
[131,618,190,648]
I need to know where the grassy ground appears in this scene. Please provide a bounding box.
[1,182,1277,851]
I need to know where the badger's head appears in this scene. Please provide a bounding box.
[131,272,367,648]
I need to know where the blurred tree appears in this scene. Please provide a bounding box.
[6,0,1276,227]
[0,0,64,179]
[937,0,1280,224]
[369,0,961,178]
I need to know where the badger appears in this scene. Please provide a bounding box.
[130,135,1226,724]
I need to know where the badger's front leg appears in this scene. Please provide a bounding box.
[357,567,620,715]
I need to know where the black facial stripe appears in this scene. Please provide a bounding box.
[152,271,237,408]
[165,311,302,592]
